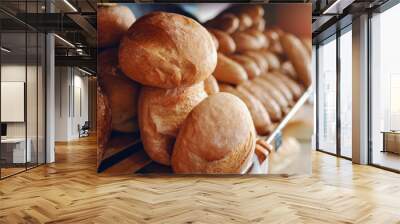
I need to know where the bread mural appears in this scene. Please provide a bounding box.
[97,3,312,174]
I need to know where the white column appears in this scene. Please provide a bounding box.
[46,32,55,163]
[352,14,369,164]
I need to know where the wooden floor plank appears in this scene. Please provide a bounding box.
[0,135,399,223]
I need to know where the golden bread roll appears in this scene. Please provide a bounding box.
[261,74,294,105]
[226,5,264,23]
[138,82,207,165]
[281,33,312,87]
[213,53,248,85]
[301,37,312,57]
[119,12,217,88]
[245,28,268,46]
[272,71,304,100]
[237,13,253,31]
[232,31,263,52]
[209,32,219,51]
[218,83,235,92]
[243,51,269,73]
[253,78,290,113]
[97,5,135,48]
[234,87,273,135]
[204,13,239,34]
[97,85,112,164]
[229,54,261,79]
[265,30,284,56]
[98,49,140,133]
[208,29,236,54]
[219,85,272,135]
[204,75,220,95]
[252,18,265,32]
[280,61,297,80]
[240,81,282,122]
[261,51,281,71]
[171,93,256,174]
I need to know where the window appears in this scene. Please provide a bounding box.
[370,2,400,171]
[339,28,352,158]
[317,36,337,154]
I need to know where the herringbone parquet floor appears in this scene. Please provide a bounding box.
[1,135,400,224]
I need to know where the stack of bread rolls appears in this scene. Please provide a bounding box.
[98,5,272,174]
[204,5,311,137]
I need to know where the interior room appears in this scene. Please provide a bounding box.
[0,0,400,223]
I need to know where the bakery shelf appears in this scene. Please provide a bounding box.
[248,86,313,174]
[265,86,313,145]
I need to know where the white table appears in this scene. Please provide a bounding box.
[1,138,31,163]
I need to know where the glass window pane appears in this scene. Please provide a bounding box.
[340,29,352,158]
[1,31,27,177]
[318,36,337,154]
[371,3,400,171]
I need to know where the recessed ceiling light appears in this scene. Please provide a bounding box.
[54,34,75,48]
[1,47,11,53]
[78,67,93,76]
[63,0,78,12]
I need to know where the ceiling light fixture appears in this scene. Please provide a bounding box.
[78,67,93,76]
[322,0,354,15]
[54,34,75,48]
[1,47,11,53]
[63,0,78,12]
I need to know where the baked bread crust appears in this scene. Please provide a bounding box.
[119,12,217,88]
[171,93,256,174]
[138,82,207,165]
[98,5,135,48]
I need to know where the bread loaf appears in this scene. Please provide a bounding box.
[281,33,312,87]
[237,13,253,31]
[138,82,207,165]
[171,93,256,174]
[98,49,140,133]
[213,53,248,85]
[265,30,284,56]
[235,87,273,135]
[252,18,265,32]
[97,5,135,48]
[280,61,297,80]
[261,51,280,71]
[208,29,236,54]
[119,12,217,88]
[301,37,312,57]
[261,74,294,105]
[253,78,289,113]
[204,75,219,95]
[272,71,304,100]
[218,83,235,92]
[204,13,239,34]
[97,85,112,164]
[232,31,263,52]
[240,81,282,122]
[209,32,219,51]
[245,28,267,47]
[243,51,269,73]
[229,54,261,79]
[225,5,264,22]
[219,84,273,135]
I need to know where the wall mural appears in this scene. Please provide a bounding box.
[97,3,312,175]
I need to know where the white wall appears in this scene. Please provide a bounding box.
[54,67,89,141]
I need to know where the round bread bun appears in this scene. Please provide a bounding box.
[97,5,135,48]
[138,82,208,165]
[171,92,256,174]
[119,12,217,88]
[98,49,140,133]
[204,75,219,95]
[97,85,111,165]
